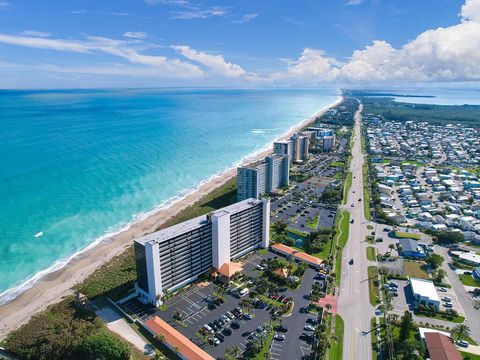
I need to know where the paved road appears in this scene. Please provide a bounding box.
[337,102,374,360]
[435,245,480,342]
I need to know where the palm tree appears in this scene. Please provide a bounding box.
[325,303,333,313]
[451,324,471,341]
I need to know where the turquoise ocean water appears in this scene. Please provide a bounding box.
[0,88,339,303]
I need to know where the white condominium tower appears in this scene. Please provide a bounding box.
[236,155,289,201]
[134,198,270,305]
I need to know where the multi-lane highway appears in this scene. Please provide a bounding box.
[337,101,374,360]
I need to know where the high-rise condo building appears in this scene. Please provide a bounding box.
[290,133,310,162]
[134,198,270,305]
[237,155,289,201]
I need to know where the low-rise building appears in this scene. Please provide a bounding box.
[410,278,440,309]
[398,238,426,258]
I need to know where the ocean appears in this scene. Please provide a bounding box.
[0,88,339,303]
[391,88,480,105]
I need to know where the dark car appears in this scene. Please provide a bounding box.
[231,321,240,330]
[242,331,251,337]
[208,303,217,310]
[216,333,225,342]
[306,318,318,325]
[213,299,222,306]
[222,328,232,336]
[349,259,354,265]
[350,219,354,224]
[276,325,288,332]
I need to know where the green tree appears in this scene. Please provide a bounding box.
[425,254,444,269]
[433,268,446,283]
[435,231,464,244]
[451,324,471,342]
[272,220,288,235]
[399,311,414,342]
[80,332,131,360]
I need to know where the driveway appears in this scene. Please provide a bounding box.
[95,300,153,356]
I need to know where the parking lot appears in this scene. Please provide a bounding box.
[149,249,319,359]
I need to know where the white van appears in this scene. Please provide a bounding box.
[239,288,249,298]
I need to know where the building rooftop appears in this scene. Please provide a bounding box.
[398,238,421,253]
[410,278,440,302]
[424,332,461,360]
[144,316,215,360]
[135,198,263,246]
[271,243,322,267]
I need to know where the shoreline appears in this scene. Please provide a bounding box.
[0,95,343,340]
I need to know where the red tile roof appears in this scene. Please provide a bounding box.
[144,316,214,360]
[424,333,461,360]
[271,243,322,267]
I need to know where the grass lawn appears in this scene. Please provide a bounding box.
[403,261,429,279]
[251,330,275,360]
[330,161,345,167]
[362,163,371,220]
[459,274,480,287]
[367,225,374,230]
[329,315,344,360]
[306,214,320,229]
[367,247,376,261]
[371,318,378,360]
[368,266,380,306]
[343,172,353,205]
[393,231,422,240]
[335,211,351,285]
[461,352,480,360]
[286,227,308,238]
[414,310,465,323]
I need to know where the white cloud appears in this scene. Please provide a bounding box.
[172,45,248,78]
[171,7,228,19]
[0,1,9,8]
[346,0,364,5]
[0,34,204,79]
[460,0,480,21]
[21,30,51,38]
[123,31,147,39]
[234,13,258,24]
[145,0,190,5]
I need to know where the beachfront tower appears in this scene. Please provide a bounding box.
[237,155,289,201]
[134,198,270,306]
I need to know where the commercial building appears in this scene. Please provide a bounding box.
[410,278,440,309]
[237,155,289,201]
[398,238,426,258]
[134,198,270,305]
[307,127,336,151]
[271,243,322,268]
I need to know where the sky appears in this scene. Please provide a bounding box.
[0,0,479,88]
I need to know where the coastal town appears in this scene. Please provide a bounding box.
[1,94,479,360]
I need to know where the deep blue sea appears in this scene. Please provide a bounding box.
[392,88,480,105]
[0,88,339,303]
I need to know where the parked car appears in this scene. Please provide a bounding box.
[349,259,354,265]
[210,337,220,346]
[276,325,288,332]
[304,325,315,331]
[231,320,240,330]
[438,287,447,292]
[208,303,217,310]
[274,334,286,341]
[213,298,222,306]
[443,303,453,308]
[216,333,225,342]
[222,328,232,336]
[306,318,318,325]
[243,313,253,320]
[389,282,398,288]
[226,311,235,319]
[456,340,469,348]
[442,296,452,302]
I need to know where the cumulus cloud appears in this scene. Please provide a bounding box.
[275,0,480,83]
[123,31,147,39]
[172,45,248,78]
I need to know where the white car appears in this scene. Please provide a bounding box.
[212,337,220,346]
[304,325,315,331]
[375,309,383,316]
[256,264,266,270]
[443,296,452,302]
[274,334,286,341]
[438,287,447,292]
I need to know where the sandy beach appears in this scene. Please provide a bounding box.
[0,96,342,340]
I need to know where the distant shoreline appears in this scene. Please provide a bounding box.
[0,95,342,340]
